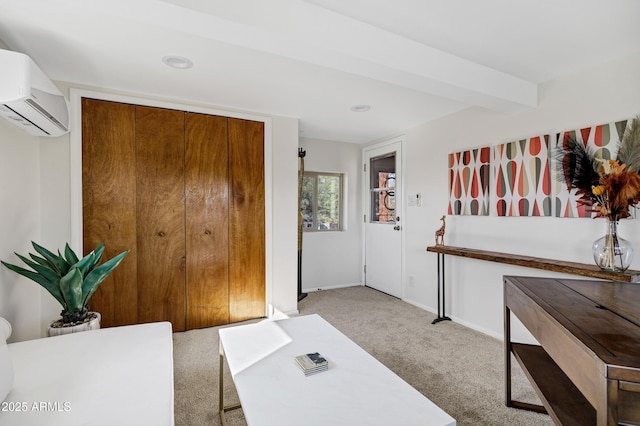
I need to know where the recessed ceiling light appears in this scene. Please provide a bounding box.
[351,104,371,112]
[162,55,193,69]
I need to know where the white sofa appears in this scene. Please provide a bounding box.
[0,317,174,425]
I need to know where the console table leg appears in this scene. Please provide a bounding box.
[219,340,241,426]
[432,252,451,324]
[219,341,227,426]
[505,304,512,407]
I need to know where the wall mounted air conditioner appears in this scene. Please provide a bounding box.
[0,49,69,137]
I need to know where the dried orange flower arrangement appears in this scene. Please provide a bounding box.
[556,116,640,221]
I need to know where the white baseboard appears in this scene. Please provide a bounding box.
[302,282,364,293]
[401,297,437,315]
[402,298,502,341]
[268,304,298,319]
[448,315,503,341]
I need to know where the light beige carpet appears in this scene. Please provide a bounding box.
[172,286,553,426]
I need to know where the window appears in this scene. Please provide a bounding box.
[301,172,344,231]
[369,153,396,223]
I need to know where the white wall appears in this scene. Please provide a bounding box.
[38,136,72,336]
[402,51,640,340]
[298,138,363,291]
[0,115,43,342]
[1,79,299,340]
[269,116,300,314]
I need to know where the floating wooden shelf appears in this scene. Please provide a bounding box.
[426,245,640,283]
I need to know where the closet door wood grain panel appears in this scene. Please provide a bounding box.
[82,101,267,330]
[185,113,230,329]
[82,98,138,327]
[135,106,186,331]
[228,118,265,322]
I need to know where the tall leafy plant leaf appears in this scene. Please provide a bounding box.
[63,243,79,265]
[88,243,105,269]
[30,241,62,274]
[81,250,129,306]
[60,268,83,313]
[75,251,97,277]
[0,260,65,306]
[14,253,59,284]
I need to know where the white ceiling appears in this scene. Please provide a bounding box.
[0,0,639,143]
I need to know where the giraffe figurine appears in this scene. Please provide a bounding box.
[434,215,446,246]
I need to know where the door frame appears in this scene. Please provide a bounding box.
[362,136,406,299]
[68,88,273,318]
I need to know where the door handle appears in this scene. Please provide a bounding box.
[393,225,400,231]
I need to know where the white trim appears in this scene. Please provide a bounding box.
[267,304,297,320]
[279,308,301,318]
[303,282,364,293]
[448,314,502,341]
[69,88,273,318]
[361,136,406,299]
[402,297,503,341]
[401,297,437,316]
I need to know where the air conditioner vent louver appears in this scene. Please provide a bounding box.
[25,98,68,132]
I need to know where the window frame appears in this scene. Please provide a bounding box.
[301,171,345,232]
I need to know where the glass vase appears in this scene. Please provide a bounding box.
[592,219,634,272]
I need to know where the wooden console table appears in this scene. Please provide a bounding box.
[426,246,640,283]
[504,276,640,425]
[426,245,640,324]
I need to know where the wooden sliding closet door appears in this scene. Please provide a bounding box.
[82,99,138,327]
[229,118,265,322]
[185,113,229,329]
[135,106,186,330]
[82,99,266,330]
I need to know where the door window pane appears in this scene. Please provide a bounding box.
[370,154,396,223]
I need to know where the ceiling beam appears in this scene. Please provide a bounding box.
[107,0,539,112]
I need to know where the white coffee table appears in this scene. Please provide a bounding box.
[219,314,455,426]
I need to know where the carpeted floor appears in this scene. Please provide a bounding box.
[172,285,553,425]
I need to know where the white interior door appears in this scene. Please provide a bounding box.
[364,140,402,298]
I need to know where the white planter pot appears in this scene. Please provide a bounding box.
[47,312,101,337]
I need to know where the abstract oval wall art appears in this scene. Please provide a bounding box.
[448,147,490,215]
[493,136,552,217]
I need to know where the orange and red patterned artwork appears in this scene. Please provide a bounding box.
[448,146,490,215]
[493,136,552,216]
[553,119,631,218]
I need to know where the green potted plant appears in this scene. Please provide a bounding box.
[2,241,128,336]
